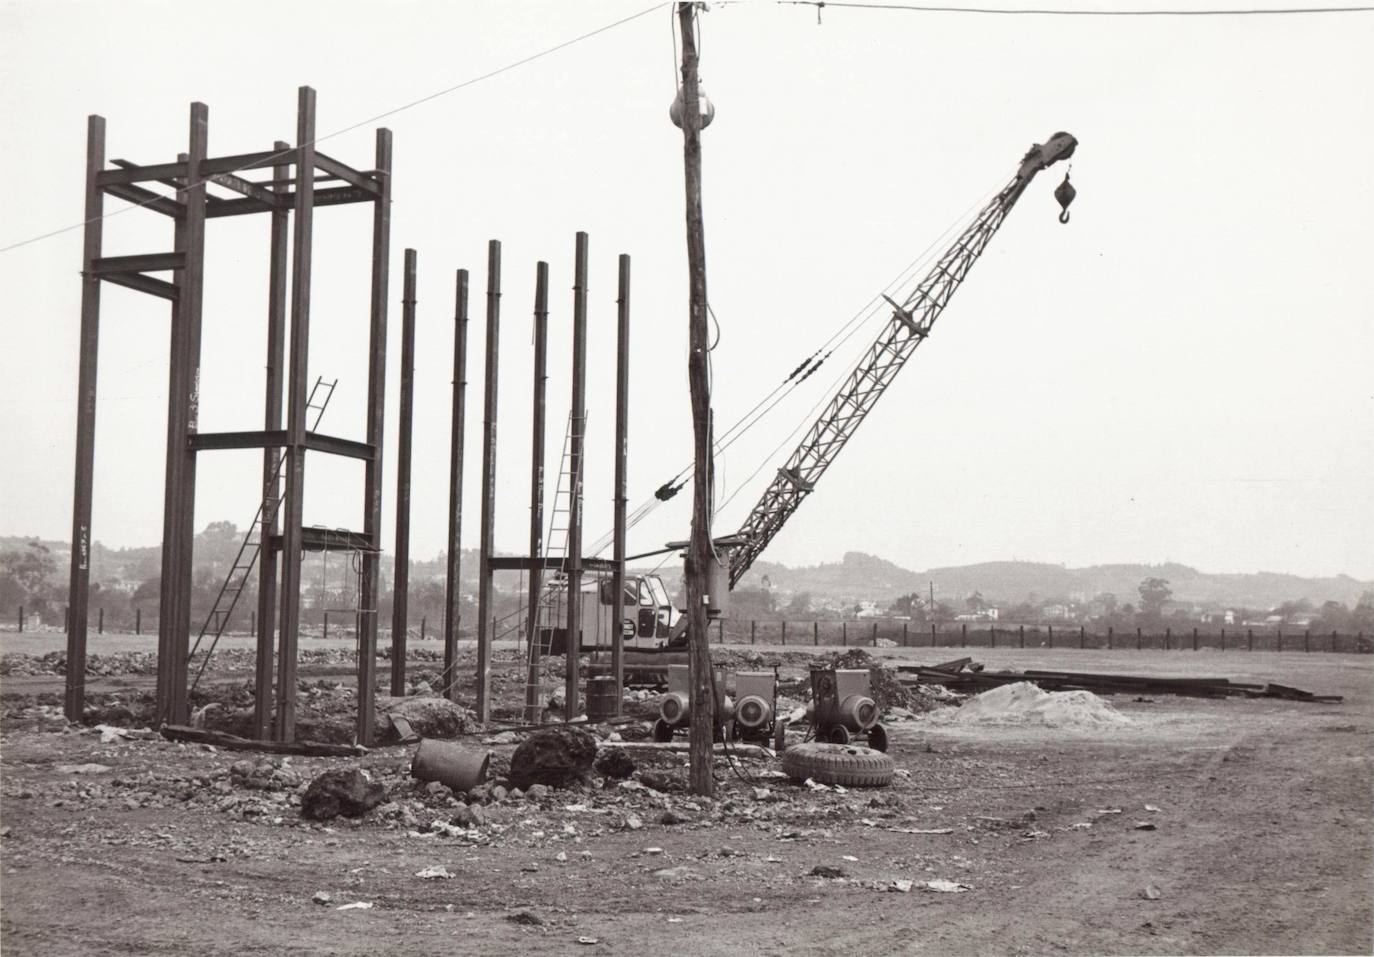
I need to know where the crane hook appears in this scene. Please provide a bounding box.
[1054,170,1076,225]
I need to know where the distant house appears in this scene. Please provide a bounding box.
[1042,603,1071,620]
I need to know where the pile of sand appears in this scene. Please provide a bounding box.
[944,681,1132,730]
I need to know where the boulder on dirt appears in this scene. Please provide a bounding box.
[375,695,477,740]
[509,726,598,790]
[300,768,386,821]
[593,746,636,780]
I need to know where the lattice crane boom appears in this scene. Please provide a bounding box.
[726,132,1078,587]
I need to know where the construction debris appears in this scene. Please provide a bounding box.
[300,768,386,821]
[509,726,598,790]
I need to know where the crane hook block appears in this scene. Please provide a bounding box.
[1054,171,1076,225]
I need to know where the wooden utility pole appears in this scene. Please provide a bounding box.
[677,0,714,798]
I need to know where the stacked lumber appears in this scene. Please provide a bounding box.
[896,659,1341,703]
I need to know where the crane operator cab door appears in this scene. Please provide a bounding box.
[599,574,680,640]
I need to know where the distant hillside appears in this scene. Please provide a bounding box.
[737,553,1372,610]
[5,533,1369,613]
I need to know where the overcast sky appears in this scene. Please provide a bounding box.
[1,0,1371,580]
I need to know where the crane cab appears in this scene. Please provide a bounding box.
[598,573,681,641]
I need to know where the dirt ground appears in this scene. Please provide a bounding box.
[2,638,1370,956]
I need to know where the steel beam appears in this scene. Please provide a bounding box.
[475,240,501,722]
[390,249,418,696]
[564,232,589,721]
[101,181,183,218]
[255,141,290,739]
[65,114,105,722]
[275,87,316,742]
[357,126,392,746]
[302,432,373,459]
[206,171,281,209]
[98,272,179,301]
[188,429,288,451]
[443,270,470,703]
[523,261,550,723]
[90,252,185,274]
[313,152,382,195]
[611,253,631,708]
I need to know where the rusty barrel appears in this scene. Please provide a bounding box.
[410,739,489,792]
[585,676,619,722]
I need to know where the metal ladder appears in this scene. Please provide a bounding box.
[186,376,338,695]
[522,412,585,720]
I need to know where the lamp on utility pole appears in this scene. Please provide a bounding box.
[675,0,715,798]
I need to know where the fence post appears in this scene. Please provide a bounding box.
[872,622,878,647]
[17,606,23,633]
[1220,628,1225,651]
[1048,625,1053,649]
[1248,628,1253,651]
[842,621,847,646]
[931,623,936,647]
[781,620,787,646]
[1304,629,1310,653]
[136,608,142,636]
[991,625,996,649]
[1136,627,1142,650]
[813,620,819,646]
[1193,627,1198,651]
[98,607,104,634]
[1079,626,1085,649]
[1165,628,1170,651]
[1019,625,1025,649]
[902,622,908,647]
[961,623,967,647]
[1277,630,1283,652]
[1107,626,1113,650]
[323,611,329,641]
[751,620,756,645]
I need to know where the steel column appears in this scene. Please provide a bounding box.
[276,87,316,741]
[167,106,209,726]
[523,262,550,723]
[475,240,502,721]
[610,253,631,710]
[564,232,589,721]
[357,126,392,746]
[253,140,290,739]
[390,249,418,694]
[65,114,105,722]
[443,269,469,703]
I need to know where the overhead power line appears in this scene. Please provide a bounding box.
[0,1,669,256]
[781,1,1374,15]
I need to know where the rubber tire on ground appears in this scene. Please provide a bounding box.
[651,718,675,743]
[781,742,895,788]
[866,723,889,753]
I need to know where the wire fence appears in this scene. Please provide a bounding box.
[5,606,1370,655]
[710,617,1372,655]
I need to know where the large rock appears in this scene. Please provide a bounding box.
[375,695,477,740]
[509,726,598,790]
[300,768,386,820]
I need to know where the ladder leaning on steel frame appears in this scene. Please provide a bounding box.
[184,376,338,698]
[521,411,586,722]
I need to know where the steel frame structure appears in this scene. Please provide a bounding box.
[472,234,632,722]
[64,86,393,746]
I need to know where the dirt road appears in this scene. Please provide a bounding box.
[2,646,1370,955]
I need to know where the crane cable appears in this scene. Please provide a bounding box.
[590,167,1013,558]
